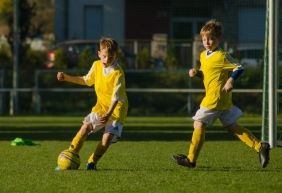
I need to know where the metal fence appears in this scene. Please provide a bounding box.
[0,69,282,116]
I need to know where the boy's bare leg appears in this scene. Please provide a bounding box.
[68,123,92,153]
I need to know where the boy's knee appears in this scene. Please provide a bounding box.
[101,133,114,146]
[193,121,205,130]
[80,123,93,135]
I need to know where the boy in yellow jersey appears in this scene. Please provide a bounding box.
[172,19,270,168]
[56,37,128,170]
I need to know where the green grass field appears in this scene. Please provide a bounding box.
[0,116,282,193]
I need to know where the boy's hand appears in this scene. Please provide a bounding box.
[188,68,197,77]
[222,78,234,92]
[98,113,110,124]
[57,72,66,81]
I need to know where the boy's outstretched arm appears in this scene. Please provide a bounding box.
[57,72,86,85]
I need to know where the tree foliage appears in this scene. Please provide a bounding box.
[0,0,38,71]
[0,0,36,44]
[0,0,13,23]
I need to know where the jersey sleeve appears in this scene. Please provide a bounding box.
[83,62,96,86]
[223,52,243,71]
[111,73,126,103]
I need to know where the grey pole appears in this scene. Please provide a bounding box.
[10,0,19,115]
[268,0,278,147]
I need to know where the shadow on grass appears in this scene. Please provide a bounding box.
[0,125,262,141]
[58,166,282,173]
[192,166,282,173]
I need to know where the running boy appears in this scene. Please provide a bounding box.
[172,19,270,168]
[56,37,128,170]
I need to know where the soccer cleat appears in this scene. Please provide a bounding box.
[55,166,61,171]
[172,154,196,168]
[259,142,270,168]
[86,162,97,171]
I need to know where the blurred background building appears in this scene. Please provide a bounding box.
[55,0,265,46]
[54,0,267,69]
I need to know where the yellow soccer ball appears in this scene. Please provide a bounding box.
[57,149,80,170]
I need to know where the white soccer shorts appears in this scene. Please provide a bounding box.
[192,106,243,127]
[83,112,123,143]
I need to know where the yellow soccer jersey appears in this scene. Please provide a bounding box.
[199,49,242,110]
[83,60,128,123]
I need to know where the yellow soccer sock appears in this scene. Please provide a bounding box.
[87,153,95,163]
[68,132,87,154]
[88,142,109,164]
[187,128,205,163]
[231,126,261,152]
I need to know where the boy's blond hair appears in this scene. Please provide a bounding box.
[200,19,223,39]
[99,37,119,56]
